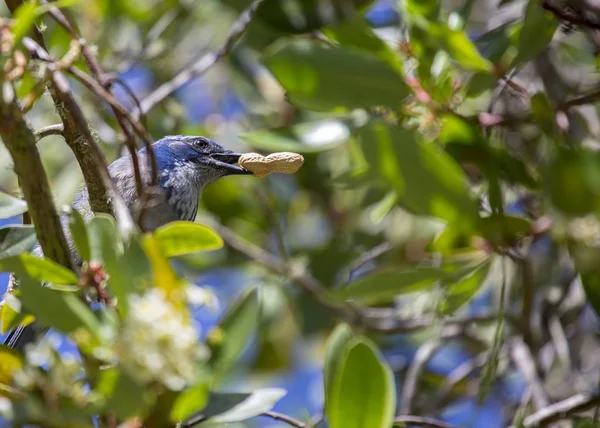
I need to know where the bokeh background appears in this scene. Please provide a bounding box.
[2,0,600,426]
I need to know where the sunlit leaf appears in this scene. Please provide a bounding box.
[324,323,354,413]
[512,0,558,67]
[1,293,34,334]
[0,253,78,285]
[170,383,210,423]
[0,225,36,259]
[143,235,187,310]
[206,389,287,423]
[327,337,395,428]
[207,287,260,377]
[263,39,409,111]
[0,192,27,220]
[153,221,223,257]
[357,120,479,231]
[0,345,23,387]
[427,22,494,72]
[11,0,38,45]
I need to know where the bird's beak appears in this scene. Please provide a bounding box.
[209,151,252,175]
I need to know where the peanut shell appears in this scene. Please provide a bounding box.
[239,152,304,178]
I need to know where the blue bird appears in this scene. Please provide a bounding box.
[3,135,251,351]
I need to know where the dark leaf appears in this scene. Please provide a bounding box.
[263,39,409,111]
[357,120,479,231]
[512,0,558,67]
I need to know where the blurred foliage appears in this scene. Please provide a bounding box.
[2,0,600,426]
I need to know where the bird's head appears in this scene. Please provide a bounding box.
[143,135,252,187]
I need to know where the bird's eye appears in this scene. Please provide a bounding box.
[194,138,208,148]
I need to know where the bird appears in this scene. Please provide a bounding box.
[3,135,252,352]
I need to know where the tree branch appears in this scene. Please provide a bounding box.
[512,393,600,427]
[5,0,114,217]
[0,82,73,270]
[134,0,265,117]
[393,415,458,428]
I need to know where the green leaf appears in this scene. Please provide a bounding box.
[575,419,600,428]
[512,0,558,67]
[67,208,91,262]
[324,15,404,75]
[0,225,36,259]
[1,293,35,334]
[153,221,223,257]
[240,118,354,153]
[88,214,122,264]
[204,389,287,423]
[11,0,38,45]
[11,268,99,338]
[97,369,155,420]
[0,253,78,285]
[254,0,373,34]
[207,287,260,377]
[263,39,409,111]
[329,266,445,303]
[479,215,531,246]
[427,22,494,72]
[170,383,210,423]
[0,345,23,386]
[547,148,600,216]
[0,192,27,220]
[324,323,354,413]
[439,258,491,315]
[357,120,479,231]
[327,337,395,428]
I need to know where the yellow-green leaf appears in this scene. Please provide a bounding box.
[154,222,223,258]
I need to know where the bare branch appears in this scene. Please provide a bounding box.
[0,82,73,270]
[512,393,600,427]
[134,0,265,117]
[5,0,114,218]
[393,415,458,428]
[260,411,308,428]
[35,124,64,141]
[510,337,550,411]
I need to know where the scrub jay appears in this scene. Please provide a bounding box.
[3,135,251,351]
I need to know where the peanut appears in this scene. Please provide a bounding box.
[239,152,304,178]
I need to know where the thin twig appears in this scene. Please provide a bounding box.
[210,220,516,334]
[399,337,444,415]
[513,393,600,427]
[510,337,550,411]
[135,0,265,117]
[42,1,157,229]
[345,242,393,284]
[261,411,308,428]
[35,124,64,141]
[393,415,458,428]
